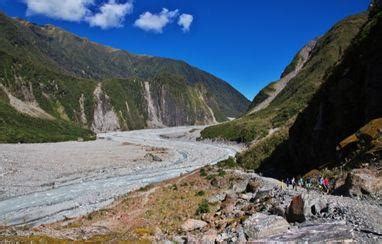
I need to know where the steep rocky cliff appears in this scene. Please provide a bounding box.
[0,12,249,142]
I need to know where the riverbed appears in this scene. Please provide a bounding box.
[0,126,241,226]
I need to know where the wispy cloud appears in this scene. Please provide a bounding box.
[86,0,133,29]
[178,13,193,32]
[25,0,94,22]
[134,8,179,33]
[24,0,133,29]
[23,1,194,32]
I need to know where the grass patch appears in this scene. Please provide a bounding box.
[195,199,210,215]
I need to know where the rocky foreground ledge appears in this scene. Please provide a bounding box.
[1,165,381,242]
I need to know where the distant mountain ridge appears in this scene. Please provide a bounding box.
[201,11,373,172]
[0,12,249,142]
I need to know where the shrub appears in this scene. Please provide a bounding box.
[195,199,210,215]
[200,168,207,177]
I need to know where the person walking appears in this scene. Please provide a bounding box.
[291,177,296,190]
[286,178,290,189]
[323,177,329,193]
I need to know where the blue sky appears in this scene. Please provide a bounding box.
[0,0,369,100]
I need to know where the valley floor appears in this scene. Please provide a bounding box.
[0,126,241,227]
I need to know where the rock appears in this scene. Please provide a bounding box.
[210,178,220,187]
[216,231,229,242]
[287,194,329,222]
[207,193,226,204]
[301,193,328,217]
[252,189,271,203]
[181,219,207,232]
[201,229,218,243]
[269,205,286,218]
[236,225,247,242]
[246,178,263,193]
[240,193,254,201]
[243,213,290,240]
[232,179,249,193]
[335,168,382,198]
[220,193,238,214]
[186,233,199,243]
[286,195,305,223]
[144,153,162,162]
[172,235,186,243]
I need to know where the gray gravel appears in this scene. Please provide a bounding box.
[0,126,241,226]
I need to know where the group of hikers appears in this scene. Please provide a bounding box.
[281,175,333,193]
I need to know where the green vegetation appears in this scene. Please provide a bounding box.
[237,130,288,170]
[201,13,368,172]
[217,156,237,168]
[248,82,276,111]
[202,13,367,145]
[0,100,94,143]
[195,199,210,215]
[0,12,250,143]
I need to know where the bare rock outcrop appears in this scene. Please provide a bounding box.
[181,219,207,232]
[91,83,120,133]
[243,213,290,240]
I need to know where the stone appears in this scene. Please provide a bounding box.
[232,179,249,193]
[186,233,199,243]
[243,213,290,240]
[144,153,162,162]
[236,225,247,243]
[207,193,226,204]
[201,229,218,243]
[181,219,207,232]
[286,195,305,223]
[220,193,238,214]
[287,194,329,222]
[172,236,186,243]
[336,168,382,198]
[301,193,328,217]
[246,178,263,193]
[240,193,254,201]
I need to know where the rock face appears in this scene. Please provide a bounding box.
[248,40,317,114]
[181,219,207,232]
[91,84,120,133]
[335,168,382,197]
[243,213,290,240]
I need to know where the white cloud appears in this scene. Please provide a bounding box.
[134,8,179,33]
[25,0,94,21]
[86,0,133,29]
[178,13,193,32]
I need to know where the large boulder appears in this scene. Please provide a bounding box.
[287,194,328,222]
[286,195,305,223]
[232,179,249,193]
[335,168,382,197]
[181,219,207,232]
[243,213,290,240]
[246,178,264,193]
[220,193,238,214]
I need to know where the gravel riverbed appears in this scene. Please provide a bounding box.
[0,126,242,226]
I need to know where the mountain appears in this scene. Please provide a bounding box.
[0,12,249,142]
[247,40,317,114]
[277,8,382,175]
[201,12,371,170]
